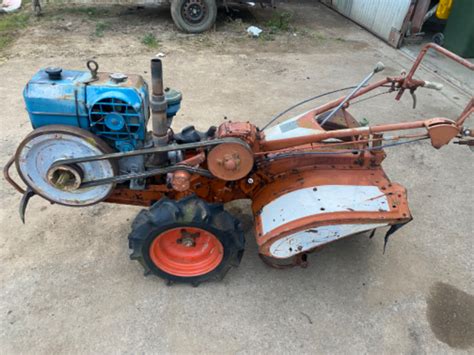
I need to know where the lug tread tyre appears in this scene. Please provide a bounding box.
[128,195,245,284]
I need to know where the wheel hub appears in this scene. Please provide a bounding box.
[177,229,200,247]
[47,164,83,191]
[150,227,223,277]
[182,0,207,24]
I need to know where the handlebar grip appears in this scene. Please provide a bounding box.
[423,81,443,90]
[373,62,385,73]
[463,128,474,138]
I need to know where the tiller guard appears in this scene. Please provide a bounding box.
[253,169,411,261]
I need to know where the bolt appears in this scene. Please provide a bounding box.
[177,229,199,247]
[224,158,237,171]
[222,153,240,171]
[247,178,254,184]
[181,237,195,247]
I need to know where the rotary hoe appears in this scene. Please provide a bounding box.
[4,43,473,285]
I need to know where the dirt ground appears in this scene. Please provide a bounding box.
[1,1,473,353]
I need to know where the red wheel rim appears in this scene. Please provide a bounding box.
[150,227,224,277]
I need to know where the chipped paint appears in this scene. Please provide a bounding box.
[269,223,387,258]
[260,185,389,235]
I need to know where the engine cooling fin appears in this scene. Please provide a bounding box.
[90,98,141,151]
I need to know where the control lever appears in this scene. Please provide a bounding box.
[320,62,385,127]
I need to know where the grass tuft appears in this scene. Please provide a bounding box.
[58,6,109,18]
[141,33,159,48]
[0,12,30,52]
[94,21,110,37]
[266,11,292,32]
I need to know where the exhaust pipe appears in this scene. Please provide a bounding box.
[149,59,169,165]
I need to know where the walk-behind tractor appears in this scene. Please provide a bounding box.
[4,43,473,285]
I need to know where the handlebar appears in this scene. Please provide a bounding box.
[396,43,473,101]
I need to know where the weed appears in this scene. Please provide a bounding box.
[94,21,110,37]
[0,35,13,51]
[0,11,30,51]
[141,33,159,48]
[57,6,109,18]
[297,29,328,42]
[0,12,29,32]
[312,32,327,41]
[266,11,292,32]
[258,32,275,42]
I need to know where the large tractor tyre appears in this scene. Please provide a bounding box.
[129,196,245,285]
[170,0,217,33]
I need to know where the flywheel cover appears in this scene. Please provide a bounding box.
[15,125,117,206]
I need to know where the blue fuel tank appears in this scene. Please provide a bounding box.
[23,66,181,152]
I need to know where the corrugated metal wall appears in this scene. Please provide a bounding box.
[323,0,413,47]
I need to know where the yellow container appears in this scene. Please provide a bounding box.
[436,0,453,20]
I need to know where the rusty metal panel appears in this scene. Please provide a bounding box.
[327,0,412,47]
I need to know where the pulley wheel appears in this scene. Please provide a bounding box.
[15,125,117,206]
[207,141,254,181]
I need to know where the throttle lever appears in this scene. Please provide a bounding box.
[320,62,385,126]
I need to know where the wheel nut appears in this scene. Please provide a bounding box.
[181,237,195,247]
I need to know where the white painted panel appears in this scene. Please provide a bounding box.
[260,185,389,235]
[269,223,387,258]
[330,0,412,43]
[264,111,324,142]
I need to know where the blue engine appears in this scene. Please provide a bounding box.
[23,66,181,152]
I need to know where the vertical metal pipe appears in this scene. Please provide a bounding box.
[150,59,168,165]
[151,59,164,97]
